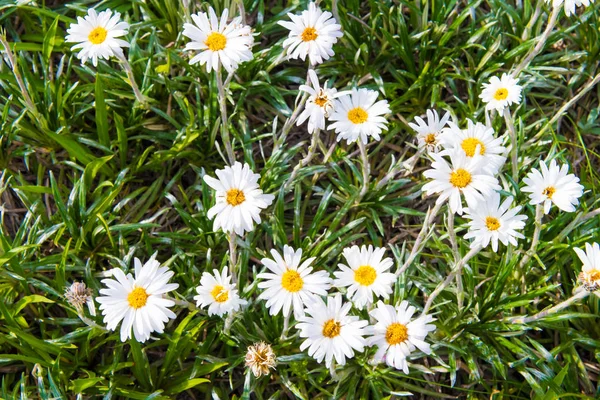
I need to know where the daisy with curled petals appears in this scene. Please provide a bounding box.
[328,88,391,144]
[194,267,246,317]
[65,8,130,67]
[367,301,436,374]
[408,109,451,152]
[183,7,254,73]
[96,253,179,343]
[333,245,396,309]
[546,0,593,16]
[440,120,507,174]
[278,2,343,65]
[257,245,332,319]
[422,149,501,215]
[296,69,348,134]
[521,159,584,214]
[575,242,600,292]
[203,162,275,236]
[463,191,527,252]
[480,73,522,112]
[296,294,368,369]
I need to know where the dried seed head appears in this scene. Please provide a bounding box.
[245,342,276,378]
[64,282,94,313]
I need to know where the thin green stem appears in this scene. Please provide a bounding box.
[216,68,236,165]
[503,107,519,183]
[508,290,590,324]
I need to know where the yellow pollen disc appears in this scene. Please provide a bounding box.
[322,319,341,338]
[424,133,437,145]
[211,285,229,303]
[88,27,108,45]
[589,270,600,282]
[385,322,408,345]
[314,95,328,107]
[347,107,368,124]
[281,270,304,292]
[461,137,486,157]
[301,27,318,42]
[205,32,227,51]
[542,186,556,199]
[494,88,509,100]
[354,265,377,286]
[226,188,246,206]
[127,287,149,309]
[449,168,472,189]
[485,216,501,231]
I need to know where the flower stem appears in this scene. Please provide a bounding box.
[508,290,590,324]
[358,140,370,199]
[280,313,290,340]
[423,245,482,313]
[521,0,543,41]
[447,208,460,262]
[115,52,146,106]
[285,129,320,190]
[0,33,39,117]
[503,107,519,183]
[396,200,444,276]
[229,232,238,284]
[518,204,543,269]
[216,68,236,165]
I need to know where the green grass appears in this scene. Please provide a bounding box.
[1,0,599,398]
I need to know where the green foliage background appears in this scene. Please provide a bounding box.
[1,0,599,398]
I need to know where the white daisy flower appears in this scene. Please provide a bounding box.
[367,301,436,374]
[96,254,179,343]
[422,149,501,215]
[521,159,584,214]
[333,245,396,309]
[296,69,347,134]
[440,120,507,174]
[194,267,246,317]
[203,162,275,236]
[257,245,332,319]
[296,294,368,369]
[479,73,522,112]
[408,109,451,152]
[278,2,343,66]
[328,88,391,144]
[65,8,130,67]
[546,0,593,16]
[463,191,528,252]
[183,7,254,73]
[575,242,600,292]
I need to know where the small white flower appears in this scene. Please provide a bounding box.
[479,73,522,112]
[440,120,507,174]
[257,245,332,319]
[521,159,584,214]
[463,192,528,252]
[422,149,501,215]
[333,245,396,309]
[278,2,343,65]
[203,162,275,236]
[194,267,246,317]
[183,7,254,73]
[408,109,451,152]
[328,88,391,144]
[297,69,347,133]
[575,242,600,292]
[296,294,368,369]
[367,301,436,373]
[65,8,130,67]
[546,0,593,16]
[96,254,179,342]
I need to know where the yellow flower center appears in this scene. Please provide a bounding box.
[354,265,377,286]
[127,287,149,309]
[449,168,472,189]
[281,270,304,293]
[424,133,437,145]
[211,285,229,303]
[542,186,556,199]
[589,270,600,282]
[322,319,341,338]
[347,107,368,124]
[205,32,227,51]
[494,88,509,101]
[461,138,486,157]
[485,216,501,231]
[301,27,318,42]
[385,322,408,345]
[314,94,328,107]
[226,188,246,206]
[88,27,108,45]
